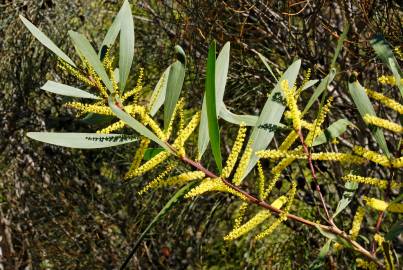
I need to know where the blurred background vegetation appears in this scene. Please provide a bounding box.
[0,0,401,269]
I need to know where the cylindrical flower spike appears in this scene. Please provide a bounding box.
[66,102,113,115]
[349,207,365,240]
[173,111,201,150]
[155,171,206,188]
[353,146,391,167]
[184,178,247,201]
[233,202,248,230]
[127,137,151,174]
[221,123,247,178]
[58,59,96,88]
[125,150,170,179]
[365,88,403,114]
[378,75,403,87]
[392,157,403,168]
[279,130,299,151]
[138,163,175,195]
[281,80,301,131]
[257,160,266,200]
[363,197,403,213]
[342,174,401,190]
[122,68,144,103]
[305,96,333,145]
[97,120,125,134]
[363,114,403,133]
[223,196,287,241]
[232,143,253,185]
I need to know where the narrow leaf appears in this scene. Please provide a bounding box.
[148,66,170,116]
[389,58,403,97]
[99,0,127,52]
[164,46,186,130]
[119,0,134,91]
[219,106,258,126]
[19,15,76,67]
[108,96,172,153]
[68,31,113,92]
[27,132,136,149]
[332,181,358,218]
[41,81,100,99]
[370,34,401,74]
[242,60,301,180]
[330,23,349,69]
[256,51,278,82]
[348,78,390,157]
[312,119,354,146]
[302,68,336,114]
[198,97,209,159]
[205,41,222,172]
[143,148,164,161]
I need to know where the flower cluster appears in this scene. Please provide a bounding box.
[232,143,253,186]
[365,88,403,114]
[281,80,301,130]
[378,75,403,87]
[184,178,247,200]
[221,124,247,178]
[342,174,401,190]
[363,114,403,134]
[363,196,403,213]
[353,146,391,167]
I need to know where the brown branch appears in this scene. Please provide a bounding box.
[297,129,334,225]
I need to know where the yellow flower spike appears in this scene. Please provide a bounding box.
[221,123,247,178]
[374,234,395,270]
[296,68,311,96]
[281,80,301,131]
[256,149,302,160]
[363,114,403,133]
[102,47,118,92]
[353,146,391,167]
[363,196,388,211]
[342,174,401,190]
[306,96,333,145]
[158,171,205,187]
[349,207,365,240]
[310,152,366,164]
[279,130,299,151]
[365,88,403,114]
[378,75,403,87]
[184,178,247,200]
[387,203,403,213]
[173,111,201,150]
[395,46,403,60]
[233,202,248,229]
[58,59,96,88]
[356,258,378,270]
[125,150,170,179]
[391,157,403,168]
[255,181,297,240]
[284,111,314,130]
[84,59,109,98]
[223,196,287,241]
[257,160,265,200]
[122,68,144,103]
[165,98,185,140]
[97,120,125,134]
[138,163,175,195]
[65,102,113,115]
[127,137,151,174]
[232,143,253,186]
[140,113,167,140]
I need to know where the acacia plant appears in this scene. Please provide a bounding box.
[20,1,401,268]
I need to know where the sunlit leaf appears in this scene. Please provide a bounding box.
[205,41,222,173]
[119,0,134,91]
[148,66,170,116]
[164,46,186,130]
[27,132,136,149]
[348,78,390,157]
[143,148,165,161]
[108,96,171,152]
[41,81,100,99]
[313,119,354,146]
[19,15,76,67]
[242,60,301,180]
[68,31,113,92]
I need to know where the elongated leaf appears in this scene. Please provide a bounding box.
[68,31,113,92]
[27,132,136,148]
[313,119,354,146]
[148,66,170,116]
[302,68,336,114]
[256,51,278,82]
[242,60,301,180]
[301,79,319,91]
[41,81,100,99]
[198,97,209,159]
[108,96,171,152]
[120,182,196,268]
[119,0,134,91]
[99,0,127,52]
[330,23,349,69]
[386,220,403,241]
[80,113,114,125]
[164,46,186,130]
[333,181,358,218]
[216,42,230,110]
[219,106,258,126]
[20,15,76,67]
[143,148,164,161]
[370,34,401,75]
[205,41,222,173]
[348,78,390,157]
